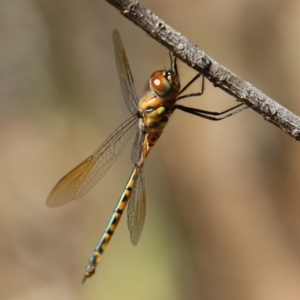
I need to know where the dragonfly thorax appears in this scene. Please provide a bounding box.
[139,93,174,131]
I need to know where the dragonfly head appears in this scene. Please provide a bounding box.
[150,69,181,100]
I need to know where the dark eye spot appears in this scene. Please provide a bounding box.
[150,121,160,128]
[161,116,168,123]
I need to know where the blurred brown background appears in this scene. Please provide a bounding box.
[2,0,300,299]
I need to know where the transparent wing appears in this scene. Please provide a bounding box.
[127,167,146,245]
[46,115,138,207]
[130,125,144,165]
[113,29,139,115]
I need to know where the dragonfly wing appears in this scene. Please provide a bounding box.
[131,126,144,165]
[113,29,139,115]
[46,115,138,207]
[127,167,146,245]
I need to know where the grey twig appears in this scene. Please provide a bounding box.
[106,0,300,141]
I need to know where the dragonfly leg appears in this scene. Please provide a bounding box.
[175,102,252,121]
[176,64,206,100]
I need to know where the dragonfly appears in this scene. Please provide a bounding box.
[46,29,248,283]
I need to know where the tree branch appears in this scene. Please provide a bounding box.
[106,0,300,141]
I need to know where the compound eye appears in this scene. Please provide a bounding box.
[150,71,172,98]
